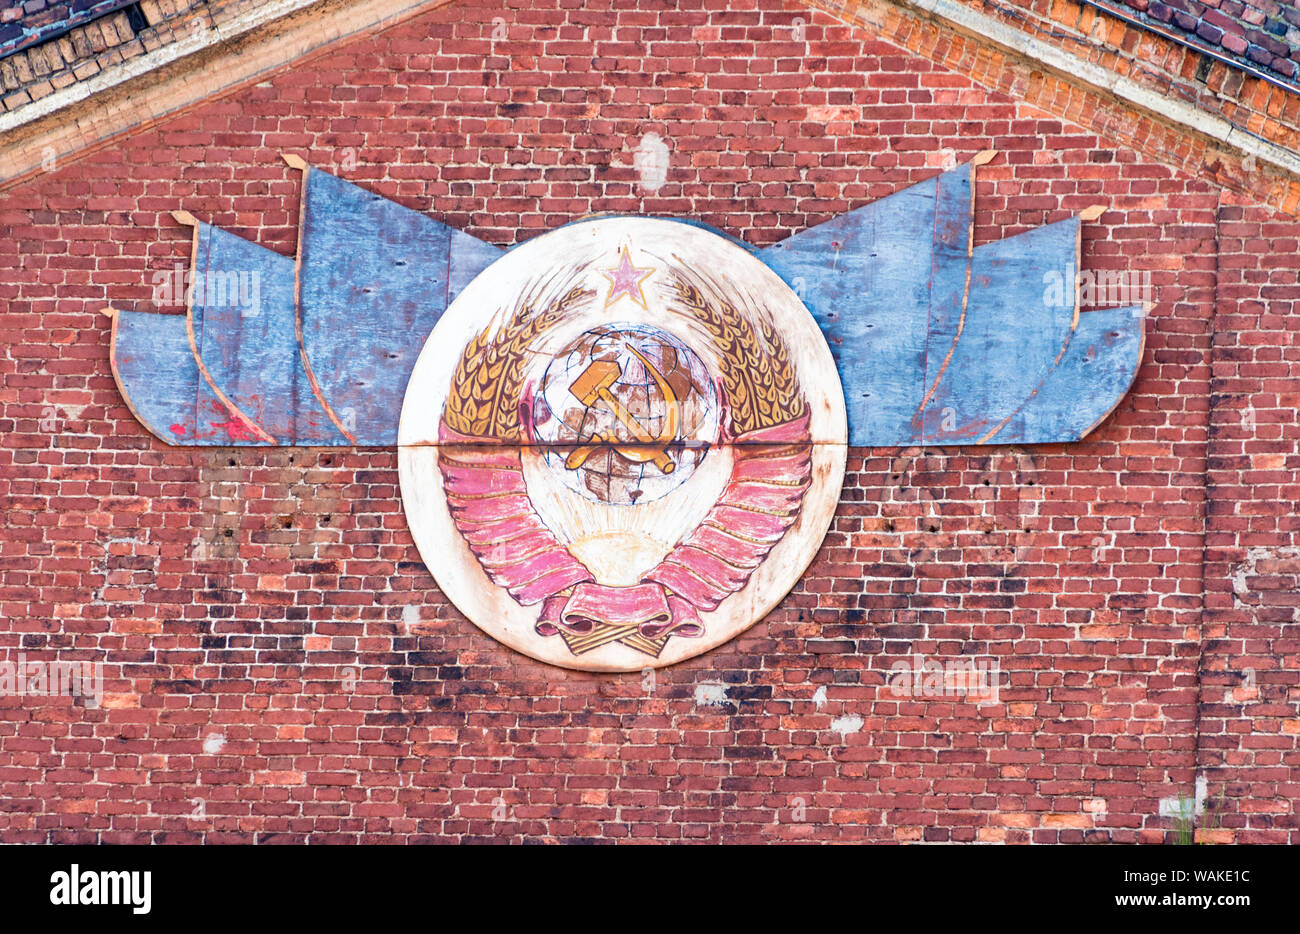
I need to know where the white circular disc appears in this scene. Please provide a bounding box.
[399,216,846,671]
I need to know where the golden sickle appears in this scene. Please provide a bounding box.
[565,344,682,473]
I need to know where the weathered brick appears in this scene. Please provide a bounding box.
[0,0,1292,846]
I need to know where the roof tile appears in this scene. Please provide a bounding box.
[1111,0,1300,87]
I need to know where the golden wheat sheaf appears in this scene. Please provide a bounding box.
[670,273,808,435]
[444,277,594,441]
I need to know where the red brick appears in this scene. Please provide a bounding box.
[0,0,1293,845]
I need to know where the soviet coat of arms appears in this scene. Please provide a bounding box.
[398,218,847,670]
[106,153,1144,672]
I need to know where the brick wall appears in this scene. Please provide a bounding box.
[1199,191,1300,842]
[0,0,1294,843]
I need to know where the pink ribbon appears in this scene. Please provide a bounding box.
[536,583,704,639]
[437,414,813,642]
[643,414,813,611]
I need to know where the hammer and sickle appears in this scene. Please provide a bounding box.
[564,344,681,474]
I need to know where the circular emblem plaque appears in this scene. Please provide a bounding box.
[398,217,847,671]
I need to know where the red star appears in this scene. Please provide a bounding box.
[600,247,655,311]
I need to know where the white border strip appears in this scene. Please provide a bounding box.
[0,0,320,134]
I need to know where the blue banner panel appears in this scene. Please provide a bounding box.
[190,223,347,446]
[915,217,1081,445]
[759,163,975,445]
[109,310,205,445]
[1004,305,1146,444]
[296,168,502,445]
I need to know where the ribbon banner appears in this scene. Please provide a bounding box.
[105,152,1144,670]
[110,152,1141,453]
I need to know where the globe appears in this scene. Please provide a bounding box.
[529,325,719,505]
